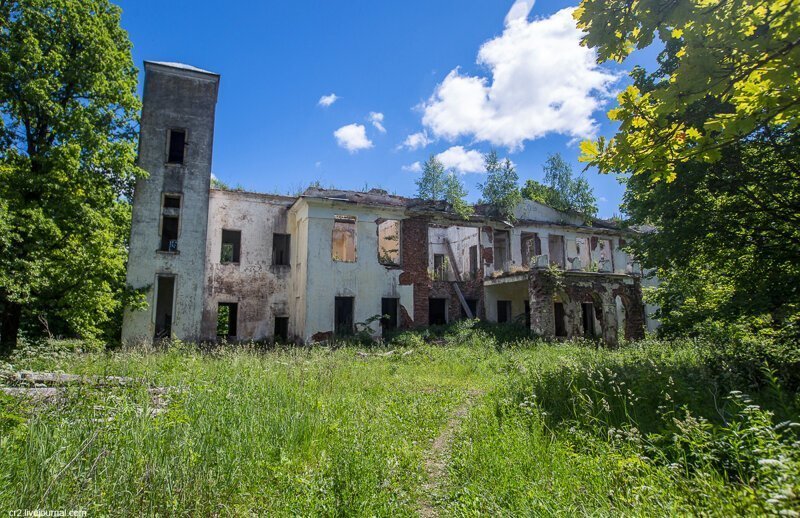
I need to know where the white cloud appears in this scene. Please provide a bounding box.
[399,131,432,151]
[420,4,618,150]
[436,146,485,174]
[333,123,373,153]
[401,161,422,173]
[368,112,386,133]
[318,93,339,107]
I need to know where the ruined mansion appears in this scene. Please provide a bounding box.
[121,61,659,346]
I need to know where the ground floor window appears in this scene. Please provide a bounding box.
[217,302,238,339]
[274,316,289,342]
[335,297,354,335]
[429,298,447,325]
[381,298,399,331]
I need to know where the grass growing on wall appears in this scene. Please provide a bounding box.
[1,327,798,516]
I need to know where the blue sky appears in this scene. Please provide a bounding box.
[116,0,657,218]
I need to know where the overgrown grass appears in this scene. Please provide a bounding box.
[1,327,799,516]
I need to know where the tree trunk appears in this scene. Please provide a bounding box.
[0,302,21,356]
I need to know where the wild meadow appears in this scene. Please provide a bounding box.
[1,323,799,516]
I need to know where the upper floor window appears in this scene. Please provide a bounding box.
[167,129,186,165]
[221,229,241,263]
[332,216,356,262]
[272,233,291,266]
[159,193,181,252]
[377,219,400,265]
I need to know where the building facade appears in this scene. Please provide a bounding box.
[121,62,658,346]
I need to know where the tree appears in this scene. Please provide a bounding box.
[576,0,800,182]
[443,171,473,220]
[521,153,598,218]
[415,155,447,201]
[0,0,141,354]
[575,0,800,339]
[415,155,473,219]
[479,150,521,220]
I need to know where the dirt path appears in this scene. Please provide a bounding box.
[418,390,481,518]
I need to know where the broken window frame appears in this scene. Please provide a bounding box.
[166,128,187,165]
[272,233,291,266]
[548,234,566,269]
[521,232,542,266]
[377,219,401,266]
[433,253,447,281]
[493,230,510,270]
[332,216,357,263]
[220,229,241,264]
[576,237,591,270]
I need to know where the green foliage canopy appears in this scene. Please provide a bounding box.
[0,0,142,351]
[415,155,473,219]
[479,150,521,220]
[520,153,598,218]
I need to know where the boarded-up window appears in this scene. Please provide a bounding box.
[576,237,591,269]
[377,219,400,265]
[167,129,186,164]
[221,230,241,263]
[272,233,290,266]
[521,232,542,266]
[332,216,356,262]
[548,234,565,268]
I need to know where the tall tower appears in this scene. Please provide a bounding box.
[122,62,220,344]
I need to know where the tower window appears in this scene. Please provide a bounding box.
[160,216,179,252]
[167,129,186,164]
[221,230,241,263]
[163,195,181,208]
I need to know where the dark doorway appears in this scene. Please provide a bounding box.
[554,302,567,337]
[334,297,354,335]
[582,303,596,337]
[461,298,478,319]
[497,300,512,323]
[429,298,447,325]
[154,276,175,340]
[381,298,399,332]
[524,300,531,329]
[217,303,238,339]
[274,316,289,342]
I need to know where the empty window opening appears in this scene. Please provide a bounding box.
[272,233,291,266]
[524,300,531,329]
[274,316,289,343]
[554,302,567,337]
[576,238,591,269]
[497,300,512,324]
[493,230,509,269]
[598,239,614,269]
[429,298,447,326]
[582,303,596,337]
[220,230,241,263]
[469,245,478,276]
[381,298,399,331]
[521,232,542,266]
[378,220,400,265]
[154,276,175,341]
[217,302,238,339]
[163,195,181,209]
[167,129,186,164]
[332,216,356,262]
[461,298,478,319]
[160,216,179,252]
[433,254,447,280]
[334,297,354,335]
[548,234,566,268]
